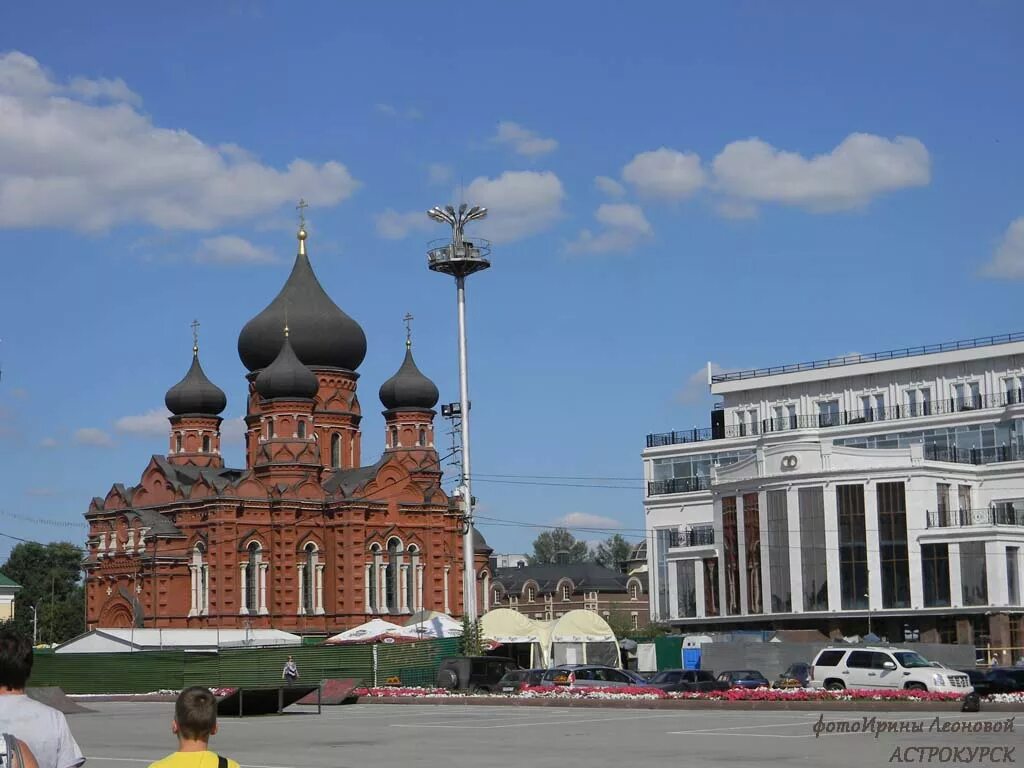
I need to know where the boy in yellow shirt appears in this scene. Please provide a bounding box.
[149,687,240,768]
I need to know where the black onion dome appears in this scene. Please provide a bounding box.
[255,333,319,400]
[379,346,440,410]
[472,526,493,555]
[237,246,367,372]
[165,351,227,416]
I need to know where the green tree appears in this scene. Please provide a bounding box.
[1,541,84,645]
[459,616,483,656]
[593,534,635,572]
[527,527,590,565]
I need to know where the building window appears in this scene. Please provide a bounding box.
[953,381,981,411]
[267,420,275,439]
[407,545,418,613]
[922,543,951,607]
[743,493,762,614]
[390,426,398,448]
[297,420,306,439]
[722,497,740,615]
[302,542,318,615]
[960,541,988,606]
[703,558,719,616]
[1007,548,1020,605]
[818,399,840,427]
[368,544,381,612]
[906,386,932,417]
[766,490,791,613]
[877,482,910,609]
[837,485,868,610]
[245,542,261,613]
[631,612,639,630]
[418,428,426,447]
[527,586,536,603]
[675,560,696,618]
[629,582,639,601]
[385,538,401,613]
[330,433,341,468]
[493,588,502,605]
[1004,377,1022,406]
[175,434,182,453]
[561,584,571,602]
[201,435,211,453]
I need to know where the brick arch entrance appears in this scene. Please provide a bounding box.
[99,600,134,628]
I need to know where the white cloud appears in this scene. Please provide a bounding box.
[567,203,653,255]
[594,175,626,198]
[114,408,170,437]
[622,148,706,200]
[0,51,359,232]
[375,209,434,240]
[715,199,759,220]
[677,362,725,404]
[492,121,558,157]
[26,487,59,497]
[553,512,624,530]
[220,417,247,445]
[194,235,276,265]
[39,437,59,449]
[711,133,930,212]
[375,103,422,120]
[428,163,452,185]
[463,170,565,243]
[981,217,1024,279]
[74,427,113,447]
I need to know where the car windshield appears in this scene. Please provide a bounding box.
[893,652,932,668]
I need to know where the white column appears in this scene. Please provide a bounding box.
[239,563,249,615]
[416,564,425,613]
[443,566,451,614]
[377,561,388,613]
[482,572,490,612]
[202,566,209,615]
[948,542,964,608]
[188,566,198,618]
[864,482,882,610]
[987,541,1009,606]
[297,564,306,615]
[315,563,325,615]
[399,565,410,613]
[364,563,373,613]
[667,560,679,618]
[906,479,926,610]
[694,559,706,617]
[823,485,842,611]
[258,562,268,615]
[787,487,804,613]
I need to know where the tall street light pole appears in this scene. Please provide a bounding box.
[426,203,490,624]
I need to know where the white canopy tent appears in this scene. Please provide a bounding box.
[394,614,463,640]
[324,619,403,645]
[548,610,621,668]
[479,608,553,668]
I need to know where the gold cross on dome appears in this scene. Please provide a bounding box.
[190,319,200,352]
[296,198,309,227]
[403,312,414,347]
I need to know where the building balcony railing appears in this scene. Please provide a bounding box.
[926,507,1024,528]
[646,388,1024,448]
[681,524,715,547]
[647,476,711,496]
[924,444,1024,465]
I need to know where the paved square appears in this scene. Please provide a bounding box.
[69,702,1017,768]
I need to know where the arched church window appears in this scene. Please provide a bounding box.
[385,537,401,613]
[368,543,381,613]
[202,435,211,453]
[418,428,426,447]
[192,543,208,615]
[267,420,275,439]
[175,434,182,453]
[298,420,307,439]
[330,433,341,467]
[245,542,261,613]
[390,426,399,448]
[302,542,317,615]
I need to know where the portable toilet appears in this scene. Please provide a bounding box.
[682,647,701,670]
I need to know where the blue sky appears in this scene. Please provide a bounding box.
[1,2,1022,559]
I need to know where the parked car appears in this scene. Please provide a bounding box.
[496,668,546,694]
[809,646,972,694]
[985,668,1024,694]
[540,665,644,687]
[958,669,993,696]
[649,669,730,693]
[773,662,812,689]
[621,669,653,685]
[436,656,519,693]
[716,670,770,689]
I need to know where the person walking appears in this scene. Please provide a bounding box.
[282,656,298,685]
[0,629,83,768]
[148,687,239,768]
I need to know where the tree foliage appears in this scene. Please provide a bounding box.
[593,534,635,571]
[1,541,84,645]
[527,527,590,565]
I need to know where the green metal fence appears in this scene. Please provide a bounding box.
[29,638,458,694]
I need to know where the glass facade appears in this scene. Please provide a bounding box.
[703,558,720,616]
[921,543,951,607]
[837,484,869,610]
[743,493,762,614]
[652,450,755,486]
[655,529,671,619]
[722,497,741,615]
[834,419,1024,459]
[798,487,829,611]
[1007,547,1020,606]
[676,560,697,618]
[766,490,791,613]
[960,542,989,606]
[877,482,910,609]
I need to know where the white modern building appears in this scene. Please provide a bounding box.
[643,332,1024,663]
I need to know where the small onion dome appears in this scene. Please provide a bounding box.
[378,345,439,410]
[237,233,367,372]
[254,332,319,400]
[165,350,227,416]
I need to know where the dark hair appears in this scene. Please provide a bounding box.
[0,629,33,690]
[175,686,217,740]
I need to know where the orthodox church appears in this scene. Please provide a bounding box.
[83,223,492,633]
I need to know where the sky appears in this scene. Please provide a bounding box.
[0,2,1022,560]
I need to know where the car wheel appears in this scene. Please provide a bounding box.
[437,669,458,689]
[906,682,928,692]
[825,680,846,691]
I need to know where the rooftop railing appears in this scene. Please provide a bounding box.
[926,507,1024,528]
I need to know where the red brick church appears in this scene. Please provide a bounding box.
[83,224,492,633]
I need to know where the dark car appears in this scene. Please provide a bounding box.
[985,668,1024,694]
[496,668,546,694]
[773,662,812,689]
[436,656,519,693]
[621,669,653,685]
[717,669,770,689]
[958,669,994,696]
[649,669,730,693]
[539,665,644,687]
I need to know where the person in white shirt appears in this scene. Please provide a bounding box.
[0,629,84,768]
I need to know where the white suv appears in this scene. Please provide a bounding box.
[810,646,973,694]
